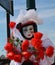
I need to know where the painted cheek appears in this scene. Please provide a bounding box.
[25,32,28,37]
[31,31,34,34]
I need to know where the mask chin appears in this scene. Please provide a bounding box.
[23,35,34,40]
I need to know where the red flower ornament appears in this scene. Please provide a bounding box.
[4,42,13,52]
[6,52,14,60]
[34,32,43,39]
[4,31,54,64]
[46,46,54,57]
[22,40,29,51]
[14,54,22,62]
[31,38,42,50]
[22,52,32,60]
[9,22,16,29]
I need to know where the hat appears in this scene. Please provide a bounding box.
[16,9,43,25]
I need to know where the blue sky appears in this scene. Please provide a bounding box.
[0,0,55,55]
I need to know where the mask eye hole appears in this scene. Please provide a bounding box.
[23,28,27,32]
[29,28,33,30]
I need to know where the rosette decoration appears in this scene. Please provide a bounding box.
[4,32,54,65]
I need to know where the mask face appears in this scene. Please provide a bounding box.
[23,25,34,39]
[16,22,37,40]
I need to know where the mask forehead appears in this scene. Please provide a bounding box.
[23,25,34,32]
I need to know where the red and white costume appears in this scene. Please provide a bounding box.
[4,9,55,65]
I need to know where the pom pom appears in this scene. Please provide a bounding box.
[22,52,32,60]
[9,22,16,29]
[46,46,54,57]
[22,40,29,51]
[34,32,43,39]
[4,42,13,52]
[14,54,22,62]
[31,38,42,50]
[6,52,14,60]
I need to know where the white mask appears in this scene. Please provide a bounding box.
[23,25,34,39]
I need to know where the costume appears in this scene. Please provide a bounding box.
[4,9,55,65]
